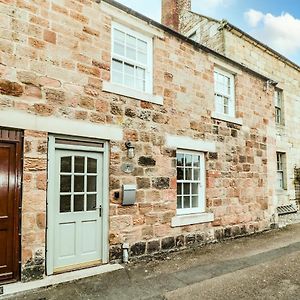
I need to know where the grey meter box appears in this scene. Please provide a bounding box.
[122,185,136,206]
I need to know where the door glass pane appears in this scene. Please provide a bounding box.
[60,175,71,192]
[61,157,71,173]
[74,176,84,192]
[75,156,85,173]
[87,158,97,173]
[87,176,97,192]
[74,195,84,212]
[60,195,71,213]
[87,194,96,211]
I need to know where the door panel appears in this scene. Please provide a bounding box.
[53,150,103,271]
[0,130,22,283]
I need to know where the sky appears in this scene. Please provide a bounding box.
[116,0,300,65]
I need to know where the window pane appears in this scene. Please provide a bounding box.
[87,176,97,192]
[177,183,182,195]
[124,64,135,88]
[87,194,96,211]
[137,39,147,52]
[87,158,97,173]
[177,154,184,167]
[193,156,200,168]
[74,176,84,192]
[185,155,192,167]
[136,79,145,91]
[185,168,192,180]
[60,195,71,213]
[192,183,198,194]
[60,175,71,192]
[112,59,123,72]
[192,196,198,208]
[183,196,190,208]
[114,42,125,56]
[137,51,147,64]
[112,71,123,85]
[124,76,135,89]
[193,168,200,181]
[177,196,182,209]
[183,183,190,195]
[124,63,134,75]
[61,156,71,173]
[126,34,136,47]
[177,168,184,180]
[74,195,84,212]
[126,46,136,60]
[136,67,145,79]
[114,29,125,43]
[75,156,84,173]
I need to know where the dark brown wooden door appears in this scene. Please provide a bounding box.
[0,129,22,283]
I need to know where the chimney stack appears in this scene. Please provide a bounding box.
[161,0,191,31]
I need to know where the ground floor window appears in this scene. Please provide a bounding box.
[176,150,205,215]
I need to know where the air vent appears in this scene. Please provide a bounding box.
[277,204,298,215]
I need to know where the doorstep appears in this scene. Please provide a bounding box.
[1,263,123,297]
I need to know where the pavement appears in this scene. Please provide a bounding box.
[2,223,300,300]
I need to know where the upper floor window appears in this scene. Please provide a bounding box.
[176,151,205,215]
[214,68,235,117]
[274,89,284,125]
[277,152,287,190]
[111,22,153,93]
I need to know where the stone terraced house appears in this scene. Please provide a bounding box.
[0,0,298,285]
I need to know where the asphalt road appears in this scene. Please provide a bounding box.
[3,224,300,300]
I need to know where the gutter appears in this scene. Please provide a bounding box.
[100,0,278,85]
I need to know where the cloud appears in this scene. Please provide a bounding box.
[244,9,300,57]
[244,9,264,27]
[192,0,235,17]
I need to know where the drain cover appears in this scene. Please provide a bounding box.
[277,204,298,215]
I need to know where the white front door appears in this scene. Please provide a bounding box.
[53,149,103,272]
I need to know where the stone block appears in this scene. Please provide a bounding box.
[161,236,175,250]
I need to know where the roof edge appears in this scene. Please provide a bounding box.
[220,20,300,72]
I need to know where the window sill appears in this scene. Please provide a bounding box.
[211,112,243,126]
[171,212,214,227]
[102,82,163,105]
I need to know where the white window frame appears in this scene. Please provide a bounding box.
[214,68,235,118]
[276,152,287,190]
[111,22,153,94]
[176,150,206,215]
[274,89,284,125]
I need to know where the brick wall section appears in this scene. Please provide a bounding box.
[161,0,191,31]
[0,0,275,279]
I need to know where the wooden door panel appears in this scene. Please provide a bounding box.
[0,130,22,283]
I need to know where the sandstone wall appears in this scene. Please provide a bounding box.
[0,0,275,280]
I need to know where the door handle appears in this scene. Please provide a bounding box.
[95,205,102,217]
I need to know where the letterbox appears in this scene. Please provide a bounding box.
[122,185,136,206]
